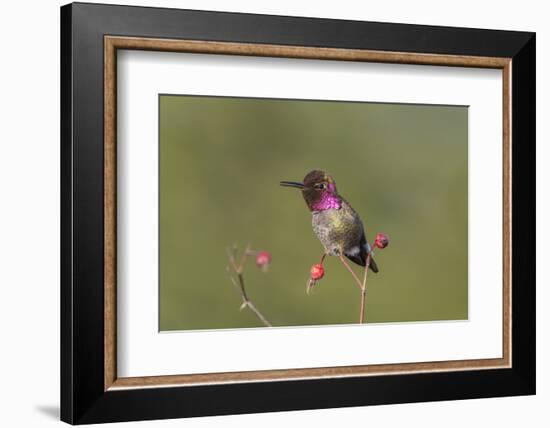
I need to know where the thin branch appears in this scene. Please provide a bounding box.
[359,250,373,324]
[236,272,272,327]
[226,246,272,327]
[237,243,251,273]
[338,255,363,291]
[226,247,239,272]
[339,251,374,324]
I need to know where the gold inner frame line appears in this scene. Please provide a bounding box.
[104,35,512,391]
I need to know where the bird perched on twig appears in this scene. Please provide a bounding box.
[280,170,379,273]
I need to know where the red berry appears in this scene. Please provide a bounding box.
[310,263,325,280]
[255,251,272,271]
[374,233,389,249]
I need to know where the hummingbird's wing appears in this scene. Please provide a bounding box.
[345,232,379,273]
[338,197,379,273]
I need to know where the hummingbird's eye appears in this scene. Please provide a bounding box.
[315,183,326,190]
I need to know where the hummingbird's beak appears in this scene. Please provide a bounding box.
[280,181,304,189]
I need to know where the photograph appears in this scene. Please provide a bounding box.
[55,2,536,424]
[159,94,468,331]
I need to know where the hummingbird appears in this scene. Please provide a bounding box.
[280,170,379,273]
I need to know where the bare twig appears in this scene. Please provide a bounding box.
[338,255,363,291]
[339,250,374,324]
[226,246,272,327]
[226,246,239,272]
[359,250,374,324]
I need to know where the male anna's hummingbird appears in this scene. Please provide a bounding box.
[280,170,379,273]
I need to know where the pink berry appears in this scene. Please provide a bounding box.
[374,233,389,249]
[255,251,272,271]
[310,264,325,280]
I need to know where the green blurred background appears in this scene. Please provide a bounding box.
[159,95,468,331]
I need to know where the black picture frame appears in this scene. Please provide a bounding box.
[61,2,535,424]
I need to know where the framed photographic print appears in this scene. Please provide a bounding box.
[60,2,535,424]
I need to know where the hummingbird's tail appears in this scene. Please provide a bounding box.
[345,235,379,273]
[345,250,379,273]
[368,257,379,273]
